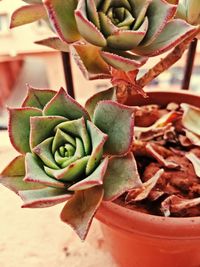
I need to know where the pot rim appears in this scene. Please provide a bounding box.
[96,89,200,240]
[96,201,200,240]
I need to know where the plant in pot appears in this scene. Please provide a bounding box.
[1,0,200,267]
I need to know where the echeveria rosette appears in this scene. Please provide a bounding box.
[0,86,139,240]
[74,0,197,65]
[11,1,197,78]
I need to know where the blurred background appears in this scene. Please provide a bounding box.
[0,0,200,129]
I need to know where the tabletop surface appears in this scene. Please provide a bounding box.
[0,130,117,267]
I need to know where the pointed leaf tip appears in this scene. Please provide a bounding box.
[43,87,90,120]
[93,100,135,155]
[10,4,47,28]
[103,153,142,201]
[60,186,104,240]
[8,107,42,154]
[43,0,80,43]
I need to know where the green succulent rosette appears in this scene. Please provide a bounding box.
[11,0,197,78]
[0,86,141,240]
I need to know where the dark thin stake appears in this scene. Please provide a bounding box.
[181,38,198,90]
[61,52,75,98]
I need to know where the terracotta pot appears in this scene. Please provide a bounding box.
[96,90,200,267]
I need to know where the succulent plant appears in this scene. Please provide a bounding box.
[0,86,141,240]
[176,0,200,27]
[11,0,197,77]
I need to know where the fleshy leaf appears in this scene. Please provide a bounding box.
[85,87,117,119]
[60,186,104,240]
[52,128,76,154]
[43,0,80,43]
[126,169,164,203]
[70,43,110,80]
[0,155,43,193]
[30,115,67,149]
[134,20,197,56]
[85,0,100,29]
[69,157,108,191]
[19,187,72,208]
[35,37,69,52]
[132,0,152,30]
[10,4,47,28]
[103,153,142,201]
[93,100,135,155]
[22,85,56,109]
[181,103,200,136]
[43,87,90,120]
[75,1,107,47]
[186,152,200,178]
[85,121,108,175]
[24,153,65,188]
[8,107,42,154]
[107,17,148,50]
[44,156,89,181]
[56,117,91,155]
[100,50,147,71]
[140,0,177,46]
[32,137,60,169]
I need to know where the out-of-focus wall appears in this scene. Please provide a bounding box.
[0,0,53,56]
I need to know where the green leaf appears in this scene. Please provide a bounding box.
[55,137,85,168]
[86,0,100,29]
[19,187,71,208]
[69,157,108,191]
[35,37,70,52]
[93,100,135,155]
[133,19,198,56]
[32,137,60,169]
[52,128,76,153]
[85,121,108,175]
[30,115,67,149]
[0,155,43,193]
[43,87,90,120]
[70,43,110,80]
[56,117,91,155]
[22,85,56,109]
[24,153,65,188]
[132,0,151,30]
[100,50,147,71]
[140,0,177,46]
[107,17,148,50]
[44,156,89,181]
[8,107,42,154]
[10,4,47,28]
[60,186,104,240]
[43,0,80,43]
[85,87,117,119]
[181,103,200,136]
[75,1,107,47]
[98,11,118,37]
[103,153,142,201]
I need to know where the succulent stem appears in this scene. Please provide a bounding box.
[137,27,200,88]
